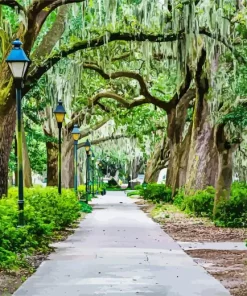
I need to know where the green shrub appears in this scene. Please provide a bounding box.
[173,190,185,209]
[183,187,215,217]
[78,184,100,199]
[142,184,172,203]
[108,178,120,188]
[79,202,93,213]
[0,187,82,269]
[214,182,247,227]
[127,190,140,197]
[134,185,142,190]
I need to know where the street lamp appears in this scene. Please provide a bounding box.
[53,100,66,194]
[91,152,95,197]
[72,124,80,195]
[106,155,110,177]
[84,139,91,203]
[6,39,31,226]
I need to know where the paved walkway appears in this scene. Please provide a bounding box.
[14,192,230,296]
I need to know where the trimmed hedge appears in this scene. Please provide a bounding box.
[136,183,172,203]
[134,182,247,228]
[0,187,88,269]
[214,182,247,227]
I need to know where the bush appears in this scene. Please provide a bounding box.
[142,184,172,203]
[107,178,120,188]
[173,190,185,209]
[134,185,142,190]
[173,183,247,227]
[182,187,215,217]
[0,187,82,269]
[127,190,140,197]
[214,182,247,227]
[78,184,101,200]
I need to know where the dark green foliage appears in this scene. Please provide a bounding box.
[182,187,215,217]
[173,183,247,227]
[134,185,142,190]
[127,190,140,196]
[214,182,247,227]
[0,187,83,269]
[173,190,185,209]
[142,184,172,203]
[108,178,120,188]
[79,202,93,213]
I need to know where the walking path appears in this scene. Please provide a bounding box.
[13,192,230,296]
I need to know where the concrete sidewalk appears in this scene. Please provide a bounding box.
[13,192,230,296]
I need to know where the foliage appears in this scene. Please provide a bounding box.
[181,187,215,218]
[127,190,140,196]
[172,183,247,227]
[107,178,120,188]
[141,183,172,203]
[0,187,83,270]
[79,201,93,213]
[78,184,104,200]
[214,182,247,227]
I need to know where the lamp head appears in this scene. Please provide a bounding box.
[6,39,31,80]
[54,100,66,125]
[72,124,80,141]
[85,139,91,152]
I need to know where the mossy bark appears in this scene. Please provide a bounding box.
[166,89,195,195]
[0,103,16,196]
[213,124,239,216]
[61,136,74,188]
[184,49,218,194]
[145,132,169,183]
[46,141,58,186]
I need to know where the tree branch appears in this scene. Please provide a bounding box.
[0,0,25,13]
[26,28,244,93]
[80,117,109,138]
[82,64,170,110]
[32,5,68,60]
[88,91,149,109]
[78,134,128,149]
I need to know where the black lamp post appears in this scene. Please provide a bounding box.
[84,139,91,203]
[106,155,110,177]
[72,124,80,195]
[96,159,100,194]
[53,100,66,194]
[6,39,31,226]
[91,152,95,196]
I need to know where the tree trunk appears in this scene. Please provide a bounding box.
[178,123,192,188]
[22,123,32,188]
[185,103,218,193]
[185,49,218,193]
[61,136,74,188]
[213,124,239,216]
[166,89,195,195]
[0,103,16,197]
[145,133,169,183]
[46,141,58,186]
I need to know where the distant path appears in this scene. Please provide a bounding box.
[13,192,230,296]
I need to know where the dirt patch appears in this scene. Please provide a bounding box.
[186,250,247,296]
[138,199,246,242]
[135,198,247,296]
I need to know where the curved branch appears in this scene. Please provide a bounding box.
[80,117,109,138]
[0,0,25,13]
[89,91,149,109]
[82,64,170,110]
[78,134,127,149]
[26,31,182,89]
